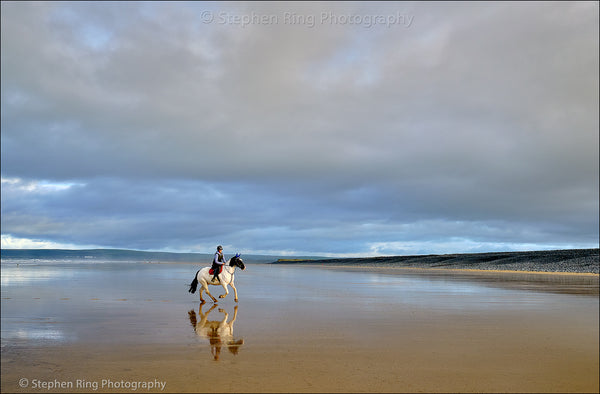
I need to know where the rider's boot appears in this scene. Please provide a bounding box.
[210,263,221,283]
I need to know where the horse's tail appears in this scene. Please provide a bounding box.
[188,309,197,327]
[189,270,200,294]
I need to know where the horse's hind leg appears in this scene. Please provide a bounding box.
[199,286,205,304]
[201,280,218,303]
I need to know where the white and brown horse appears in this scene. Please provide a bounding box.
[188,254,245,303]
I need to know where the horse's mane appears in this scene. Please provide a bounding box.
[229,254,242,266]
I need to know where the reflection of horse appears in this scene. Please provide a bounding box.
[188,254,245,303]
[188,304,244,361]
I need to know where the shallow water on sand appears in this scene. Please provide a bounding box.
[2,261,596,345]
[2,260,598,392]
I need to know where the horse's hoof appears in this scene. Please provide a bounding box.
[234,299,238,302]
[219,295,226,298]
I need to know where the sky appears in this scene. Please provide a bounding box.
[1,1,598,257]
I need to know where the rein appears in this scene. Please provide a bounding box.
[224,261,238,276]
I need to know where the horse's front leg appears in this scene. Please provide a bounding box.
[218,281,229,299]
[230,281,239,302]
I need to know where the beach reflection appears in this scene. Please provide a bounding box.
[188,304,244,361]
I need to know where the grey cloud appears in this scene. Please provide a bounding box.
[1,2,597,254]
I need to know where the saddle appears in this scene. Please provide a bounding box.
[209,266,223,276]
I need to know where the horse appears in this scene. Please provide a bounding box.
[188,254,245,303]
[188,304,244,361]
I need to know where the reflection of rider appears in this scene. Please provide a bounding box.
[209,327,222,361]
[209,326,243,361]
[211,245,225,282]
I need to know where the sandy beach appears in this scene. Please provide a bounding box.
[2,260,598,393]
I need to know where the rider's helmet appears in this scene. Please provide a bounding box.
[217,245,223,251]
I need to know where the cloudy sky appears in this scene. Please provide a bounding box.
[1,1,598,256]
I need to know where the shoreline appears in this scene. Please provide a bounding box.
[303,264,599,296]
[312,264,600,277]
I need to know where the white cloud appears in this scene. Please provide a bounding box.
[1,177,83,193]
[0,234,97,250]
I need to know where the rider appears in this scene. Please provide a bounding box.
[211,245,225,283]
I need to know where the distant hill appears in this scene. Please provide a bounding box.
[0,248,212,262]
[0,248,320,264]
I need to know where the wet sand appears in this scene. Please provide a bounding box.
[1,262,598,393]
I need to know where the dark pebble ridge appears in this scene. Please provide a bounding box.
[272,249,599,274]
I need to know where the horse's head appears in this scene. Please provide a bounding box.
[229,253,245,270]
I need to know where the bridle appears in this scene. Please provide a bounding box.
[225,256,241,274]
